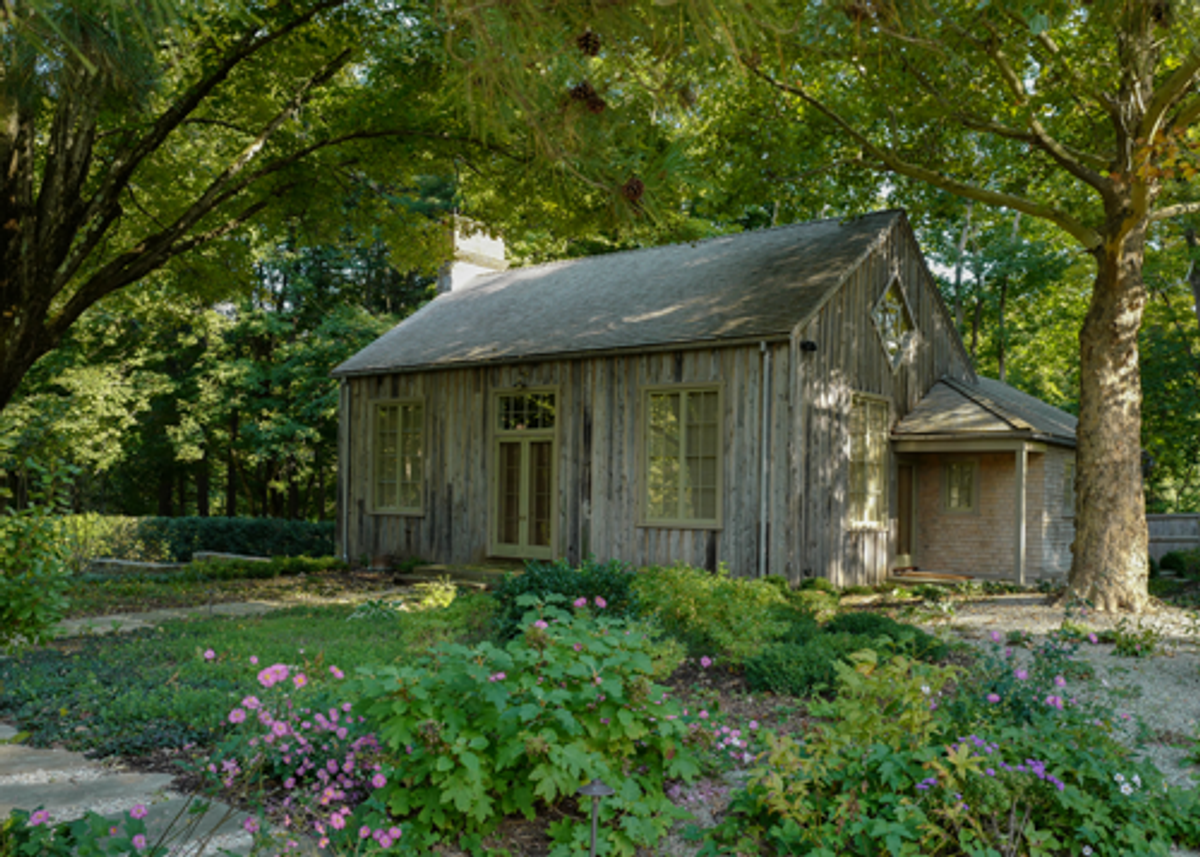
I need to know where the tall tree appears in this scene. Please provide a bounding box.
[0,0,523,412]
[436,0,1200,611]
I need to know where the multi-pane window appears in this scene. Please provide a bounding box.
[849,395,888,527]
[1063,459,1076,516]
[871,276,916,369]
[945,461,976,512]
[498,392,555,431]
[373,401,423,513]
[645,388,720,525]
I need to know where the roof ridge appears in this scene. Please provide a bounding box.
[453,209,907,287]
[940,376,1034,432]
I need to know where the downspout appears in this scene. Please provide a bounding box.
[759,342,771,578]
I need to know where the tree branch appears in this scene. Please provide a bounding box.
[1141,45,1200,141]
[1169,95,1200,132]
[754,68,1101,249]
[59,0,348,298]
[1149,201,1200,222]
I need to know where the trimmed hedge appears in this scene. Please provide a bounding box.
[1159,549,1200,579]
[62,515,334,563]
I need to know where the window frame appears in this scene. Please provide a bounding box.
[847,392,891,531]
[639,383,724,530]
[870,273,918,373]
[1062,457,1076,517]
[942,457,981,515]
[489,386,560,560]
[368,397,426,516]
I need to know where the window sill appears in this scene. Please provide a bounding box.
[639,521,723,531]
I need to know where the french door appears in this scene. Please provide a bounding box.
[491,391,556,560]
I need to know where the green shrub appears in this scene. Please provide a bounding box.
[134,516,334,562]
[490,556,640,639]
[776,614,821,646]
[0,454,74,650]
[796,576,836,593]
[823,610,949,661]
[353,597,701,855]
[633,564,797,664]
[743,633,877,697]
[1160,549,1200,578]
[60,513,169,568]
[1149,553,1161,579]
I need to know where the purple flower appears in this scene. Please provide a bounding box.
[700,656,713,668]
[533,620,548,629]
[243,817,260,834]
[990,631,1003,643]
[1054,675,1066,688]
[228,708,246,724]
[488,672,506,682]
[1088,633,1098,644]
[329,665,345,679]
[242,695,260,710]
[28,810,51,827]
[272,721,289,737]
[203,649,215,661]
[360,826,371,840]
[1015,669,1029,681]
[250,655,259,665]
[132,834,147,850]
[293,673,308,690]
[372,773,387,789]
[573,597,588,608]
[129,804,148,820]
[986,693,1001,704]
[594,596,607,608]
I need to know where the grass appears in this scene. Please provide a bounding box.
[61,568,402,618]
[0,599,489,758]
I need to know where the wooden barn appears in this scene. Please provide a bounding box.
[332,210,1077,586]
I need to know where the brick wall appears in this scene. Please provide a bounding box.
[1040,447,1076,578]
[914,449,1067,579]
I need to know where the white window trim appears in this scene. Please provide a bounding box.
[847,392,890,531]
[639,383,724,530]
[942,457,981,515]
[369,398,425,516]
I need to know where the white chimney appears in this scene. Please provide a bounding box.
[438,220,507,293]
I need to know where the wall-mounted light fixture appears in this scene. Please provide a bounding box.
[799,340,819,353]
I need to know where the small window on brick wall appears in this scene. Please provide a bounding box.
[1062,459,1076,516]
[943,460,977,513]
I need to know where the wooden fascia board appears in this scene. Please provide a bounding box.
[891,437,1051,454]
[329,334,792,379]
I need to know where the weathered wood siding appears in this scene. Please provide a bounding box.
[338,217,972,586]
[793,218,973,587]
[339,343,794,577]
[1147,513,1200,561]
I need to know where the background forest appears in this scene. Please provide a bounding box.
[1,0,1198,521]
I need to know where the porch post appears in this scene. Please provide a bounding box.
[1014,444,1027,585]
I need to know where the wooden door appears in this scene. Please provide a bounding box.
[491,391,556,560]
[894,461,915,569]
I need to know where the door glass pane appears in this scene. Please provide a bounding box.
[530,440,552,547]
[684,391,719,520]
[499,393,556,431]
[498,442,521,545]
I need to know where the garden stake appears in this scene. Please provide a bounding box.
[578,778,614,857]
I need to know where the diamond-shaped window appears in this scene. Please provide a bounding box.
[871,276,915,370]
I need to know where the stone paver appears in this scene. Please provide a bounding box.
[0,729,259,855]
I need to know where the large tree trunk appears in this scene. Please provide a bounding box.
[1068,227,1150,612]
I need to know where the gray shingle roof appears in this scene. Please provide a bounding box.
[894,376,1077,446]
[332,210,904,376]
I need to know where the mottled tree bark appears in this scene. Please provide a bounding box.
[1069,227,1151,611]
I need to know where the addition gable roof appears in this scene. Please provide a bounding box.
[332,210,906,377]
[893,376,1077,447]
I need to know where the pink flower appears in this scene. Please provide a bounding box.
[330,814,346,831]
[293,674,308,690]
[360,826,371,840]
[699,710,709,719]
[749,720,759,730]
[228,708,246,724]
[990,631,1003,643]
[203,649,215,661]
[129,804,148,820]
[488,672,506,682]
[389,826,401,839]
[987,693,1001,703]
[242,695,260,710]
[250,656,259,665]
[330,666,344,679]
[378,835,392,849]
[132,834,147,850]
[700,656,713,668]
[533,620,548,629]
[1054,675,1066,688]
[594,596,607,608]
[28,810,50,827]
[1014,669,1029,681]
[1088,633,1099,644]
[243,817,259,834]
[372,773,387,789]
[272,721,288,737]
[573,597,588,608]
